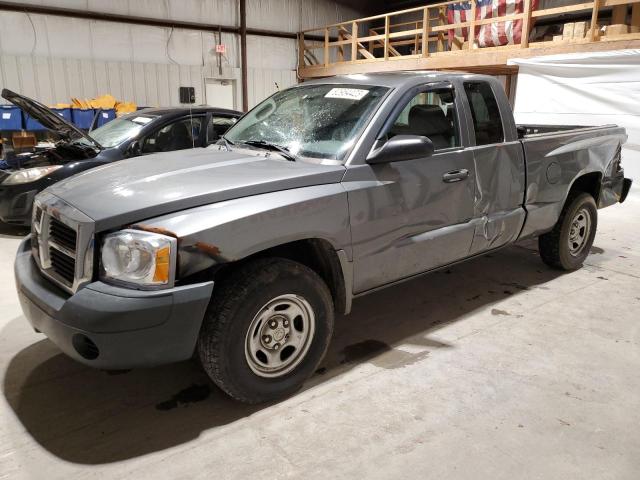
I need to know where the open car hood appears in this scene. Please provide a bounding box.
[1,88,102,150]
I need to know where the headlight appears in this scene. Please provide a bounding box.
[2,165,63,185]
[100,229,177,289]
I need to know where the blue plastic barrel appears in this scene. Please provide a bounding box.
[25,107,72,131]
[71,108,95,129]
[96,109,116,127]
[53,108,72,122]
[0,105,23,131]
[25,114,46,131]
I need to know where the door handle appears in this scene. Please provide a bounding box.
[442,169,469,183]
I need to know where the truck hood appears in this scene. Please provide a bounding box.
[46,147,346,231]
[1,89,102,150]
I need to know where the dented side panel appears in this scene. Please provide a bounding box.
[518,126,627,239]
[468,140,527,254]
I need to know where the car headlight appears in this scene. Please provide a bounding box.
[100,229,177,289]
[2,165,63,185]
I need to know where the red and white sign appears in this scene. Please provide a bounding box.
[215,44,226,54]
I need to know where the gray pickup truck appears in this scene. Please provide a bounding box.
[15,72,632,404]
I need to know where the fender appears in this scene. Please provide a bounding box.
[131,183,353,281]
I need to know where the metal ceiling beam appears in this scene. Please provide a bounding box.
[0,0,301,39]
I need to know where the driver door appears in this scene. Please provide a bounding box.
[346,84,477,293]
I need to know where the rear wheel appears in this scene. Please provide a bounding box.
[198,258,334,404]
[539,192,597,270]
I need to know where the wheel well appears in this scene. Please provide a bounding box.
[211,239,347,314]
[569,172,602,204]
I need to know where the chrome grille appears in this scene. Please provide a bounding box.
[31,192,95,294]
[49,248,76,284]
[50,217,77,252]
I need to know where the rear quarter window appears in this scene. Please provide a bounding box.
[464,82,504,146]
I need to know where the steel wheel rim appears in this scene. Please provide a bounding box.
[568,207,591,256]
[244,294,316,378]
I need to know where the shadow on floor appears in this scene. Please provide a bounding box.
[2,241,562,464]
[0,221,29,239]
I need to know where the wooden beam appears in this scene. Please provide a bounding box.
[324,28,329,67]
[531,2,594,18]
[521,0,532,48]
[337,30,344,62]
[298,36,640,78]
[468,0,477,50]
[352,21,358,62]
[384,16,390,60]
[337,26,376,60]
[590,0,601,41]
[422,7,429,57]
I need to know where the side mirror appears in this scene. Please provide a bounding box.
[366,135,434,165]
[127,140,142,157]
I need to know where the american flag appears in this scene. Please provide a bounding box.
[447,0,537,48]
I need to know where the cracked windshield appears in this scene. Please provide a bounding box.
[224,84,389,161]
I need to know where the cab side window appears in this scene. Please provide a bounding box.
[206,116,237,145]
[463,82,504,145]
[387,88,460,150]
[142,117,204,153]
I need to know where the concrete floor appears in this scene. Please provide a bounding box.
[1,194,639,480]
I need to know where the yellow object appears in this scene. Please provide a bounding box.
[89,94,117,109]
[115,101,137,117]
[57,94,137,114]
[153,246,171,284]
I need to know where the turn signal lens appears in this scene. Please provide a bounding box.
[153,246,171,283]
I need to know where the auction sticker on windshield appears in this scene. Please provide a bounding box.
[325,88,369,101]
[132,116,153,125]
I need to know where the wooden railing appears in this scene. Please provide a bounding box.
[297,0,640,74]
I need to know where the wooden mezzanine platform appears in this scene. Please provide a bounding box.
[297,0,640,78]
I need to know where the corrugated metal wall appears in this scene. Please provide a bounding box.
[0,0,362,110]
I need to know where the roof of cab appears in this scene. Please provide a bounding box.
[302,71,492,89]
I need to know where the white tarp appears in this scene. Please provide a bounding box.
[509,49,640,181]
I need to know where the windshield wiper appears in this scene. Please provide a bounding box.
[240,140,297,162]
[220,135,235,150]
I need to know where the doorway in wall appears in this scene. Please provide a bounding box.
[205,79,235,110]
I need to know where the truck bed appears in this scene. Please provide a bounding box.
[517,123,627,239]
[517,124,617,137]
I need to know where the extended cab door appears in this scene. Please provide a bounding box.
[461,80,526,254]
[346,83,477,293]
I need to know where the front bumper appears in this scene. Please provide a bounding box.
[15,236,214,369]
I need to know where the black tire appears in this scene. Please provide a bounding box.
[538,192,598,270]
[198,257,334,404]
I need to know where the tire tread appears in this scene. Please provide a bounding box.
[198,257,332,404]
[538,192,597,271]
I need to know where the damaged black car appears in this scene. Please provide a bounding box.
[0,89,241,226]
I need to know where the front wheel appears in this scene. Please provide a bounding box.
[539,192,598,270]
[198,258,334,404]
